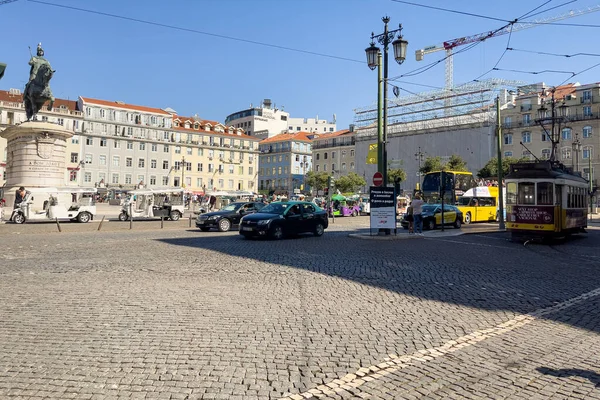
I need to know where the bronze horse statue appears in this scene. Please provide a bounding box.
[23,44,55,121]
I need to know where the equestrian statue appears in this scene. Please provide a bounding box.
[23,43,55,121]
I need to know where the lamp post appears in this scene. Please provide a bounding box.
[572,134,581,173]
[365,16,408,187]
[535,88,568,163]
[415,146,425,190]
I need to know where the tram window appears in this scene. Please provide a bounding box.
[537,183,553,205]
[518,182,536,205]
[567,186,572,208]
[507,182,517,205]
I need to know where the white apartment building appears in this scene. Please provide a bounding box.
[0,89,84,187]
[225,98,337,140]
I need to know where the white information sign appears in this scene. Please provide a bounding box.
[369,186,396,229]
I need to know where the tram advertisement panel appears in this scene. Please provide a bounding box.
[509,205,554,224]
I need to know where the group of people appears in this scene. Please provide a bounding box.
[404,192,425,236]
[477,179,504,187]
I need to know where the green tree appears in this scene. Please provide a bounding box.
[446,154,468,171]
[335,172,366,193]
[387,168,407,184]
[477,156,529,178]
[419,156,444,174]
[305,171,330,191]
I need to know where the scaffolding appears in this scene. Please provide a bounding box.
[353,78,528,129]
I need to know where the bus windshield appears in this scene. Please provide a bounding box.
[421,171,477,203]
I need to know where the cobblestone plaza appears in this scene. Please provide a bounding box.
[1,216,600,399]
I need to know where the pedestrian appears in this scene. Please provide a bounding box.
[411,192,425,236]
[14,187,26,208]
[405,204,414,234]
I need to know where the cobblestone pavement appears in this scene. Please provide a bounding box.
[0,217,599,399]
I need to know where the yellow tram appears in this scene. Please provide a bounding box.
[505,161,588,239]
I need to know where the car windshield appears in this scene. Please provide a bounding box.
[220,203,243,212]
[259,202,292,215]
[422,205,439,213]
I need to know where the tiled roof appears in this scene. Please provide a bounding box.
[172,115,260,141]
[0,90,78,111]
[259,131,314,145]
[543,83,577,101]
[80,97,171,115]
[312,129,351,141]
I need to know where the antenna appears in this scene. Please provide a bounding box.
[519,141,541,162]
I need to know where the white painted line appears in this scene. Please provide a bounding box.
[280,286,600,400]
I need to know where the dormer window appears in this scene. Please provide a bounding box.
[174,121,179,127]
[185,122,190,129]
[194,123,199,130]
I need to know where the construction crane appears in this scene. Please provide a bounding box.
[0,0,19,5]
[416,5,600,90]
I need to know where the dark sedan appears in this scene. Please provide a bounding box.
[239,201,328,239]
[196,201,266,232]
[400,204,463,230]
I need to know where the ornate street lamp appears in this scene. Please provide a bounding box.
[365,42,379,71]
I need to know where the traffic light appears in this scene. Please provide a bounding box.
[328,175,336,189]
[324,187,329,195]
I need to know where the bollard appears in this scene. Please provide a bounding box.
[189,214,192,228]
[161,215,164,229]
[55,218,62,233]
[97,215,105,231]
[129,203,133,230]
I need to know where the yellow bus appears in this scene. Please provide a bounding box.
[456,186,503,224]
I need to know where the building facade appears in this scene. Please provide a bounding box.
[311,128,355,176]
[501,82,599,188]
[0,89,84,187]
[225,99,337,140]
[258,132,313,195]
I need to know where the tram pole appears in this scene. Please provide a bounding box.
[496,96,506,230]
[590,157,594,221]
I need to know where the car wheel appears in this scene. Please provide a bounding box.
[118,212,128,221]
[454,218,462,229]
[13,213,25,224]
[427,219,436,230]
[464,212,472,224]
[314,222,325,237]
[269,225,284,240]
[77,212,91,223]
[352,210,358,217]
[200,227,210,232]
[218,218,231,232]
[170,211,181,221]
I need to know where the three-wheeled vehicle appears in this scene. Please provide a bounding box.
[118,187,184,221]
[10,187,97,224]
[329,194,361,217]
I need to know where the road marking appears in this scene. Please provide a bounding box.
[426,237,511,249]
[281,286,600,400]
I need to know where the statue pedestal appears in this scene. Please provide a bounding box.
[1,121,72,206]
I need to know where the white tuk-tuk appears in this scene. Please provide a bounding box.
[11,187,97,224]
[118,187,185,221]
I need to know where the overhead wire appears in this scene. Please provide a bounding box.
[26,0,365,64]
[389,0,510,22]
[507,48,600,58]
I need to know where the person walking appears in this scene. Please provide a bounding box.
[411,192,425,236]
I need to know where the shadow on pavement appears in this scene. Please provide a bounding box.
[537,367,600,387]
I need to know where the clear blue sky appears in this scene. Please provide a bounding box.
[2,0,599,128]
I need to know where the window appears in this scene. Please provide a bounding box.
[197,163,203,172]
[163,160,169,170]
[70,153,78,163]
[125,174,132,184]
[324,153,328,159]
[162,176,169,185]
[561,147,572,160]
[249,166,253,175]
[522,131,531,143]
[522,150,532,160]
[541,149,551,160]
[151,144,157,152]
[229,165,234,174]
[98,172,106,183]
[71,135,79,144]
[208,164,214,172]
[197,148,203,156]
[85,154,92,164]
[350,150,355,157]
[164,145,169,153]
[139,143,146,151]
[151,159,157,169]
[187,147,192,155]
[100,138,107,147]
[228,179,234,189]
[150,176,156,185]
[175,146,181,154]
[84,172,92,183]
[127,142,133,150]
[583,126,592,138]
[99,155,107,165]
[69,170,77,182]
[584,106,592,117]
[541,132,549,142]
[583,146,592,159]
[537,182,553,205]
[114,140,121,149]
[518,182,535,205]
[112,174,119,184]
[138,159,145,168]
[522,114,531,125]
[86,137,93,146]
[504,151,513,157]
[332,151,336,159]
[218,179,224,188]
[561,128,572,140]
[126,157,133,167]
[342,163,347,171]
[504,134,513,145]
[504,116,512,128]
[112,156,120,167]
[196,178,202,187]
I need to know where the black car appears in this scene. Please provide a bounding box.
[400,204,463,230]
[196,201,266,232]
[239,201,328,240]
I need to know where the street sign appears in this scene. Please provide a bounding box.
[373,172,383,187]
[369,186,396,229]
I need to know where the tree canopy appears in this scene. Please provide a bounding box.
[477,156,529,178]
[419,155,468,174]
[305,171,330,191]
[335,172,366,193]
[387,168,407,184]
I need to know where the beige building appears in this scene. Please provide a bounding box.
[0,89,84,187]
[311,128,354,176]
[501,82,599,187]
